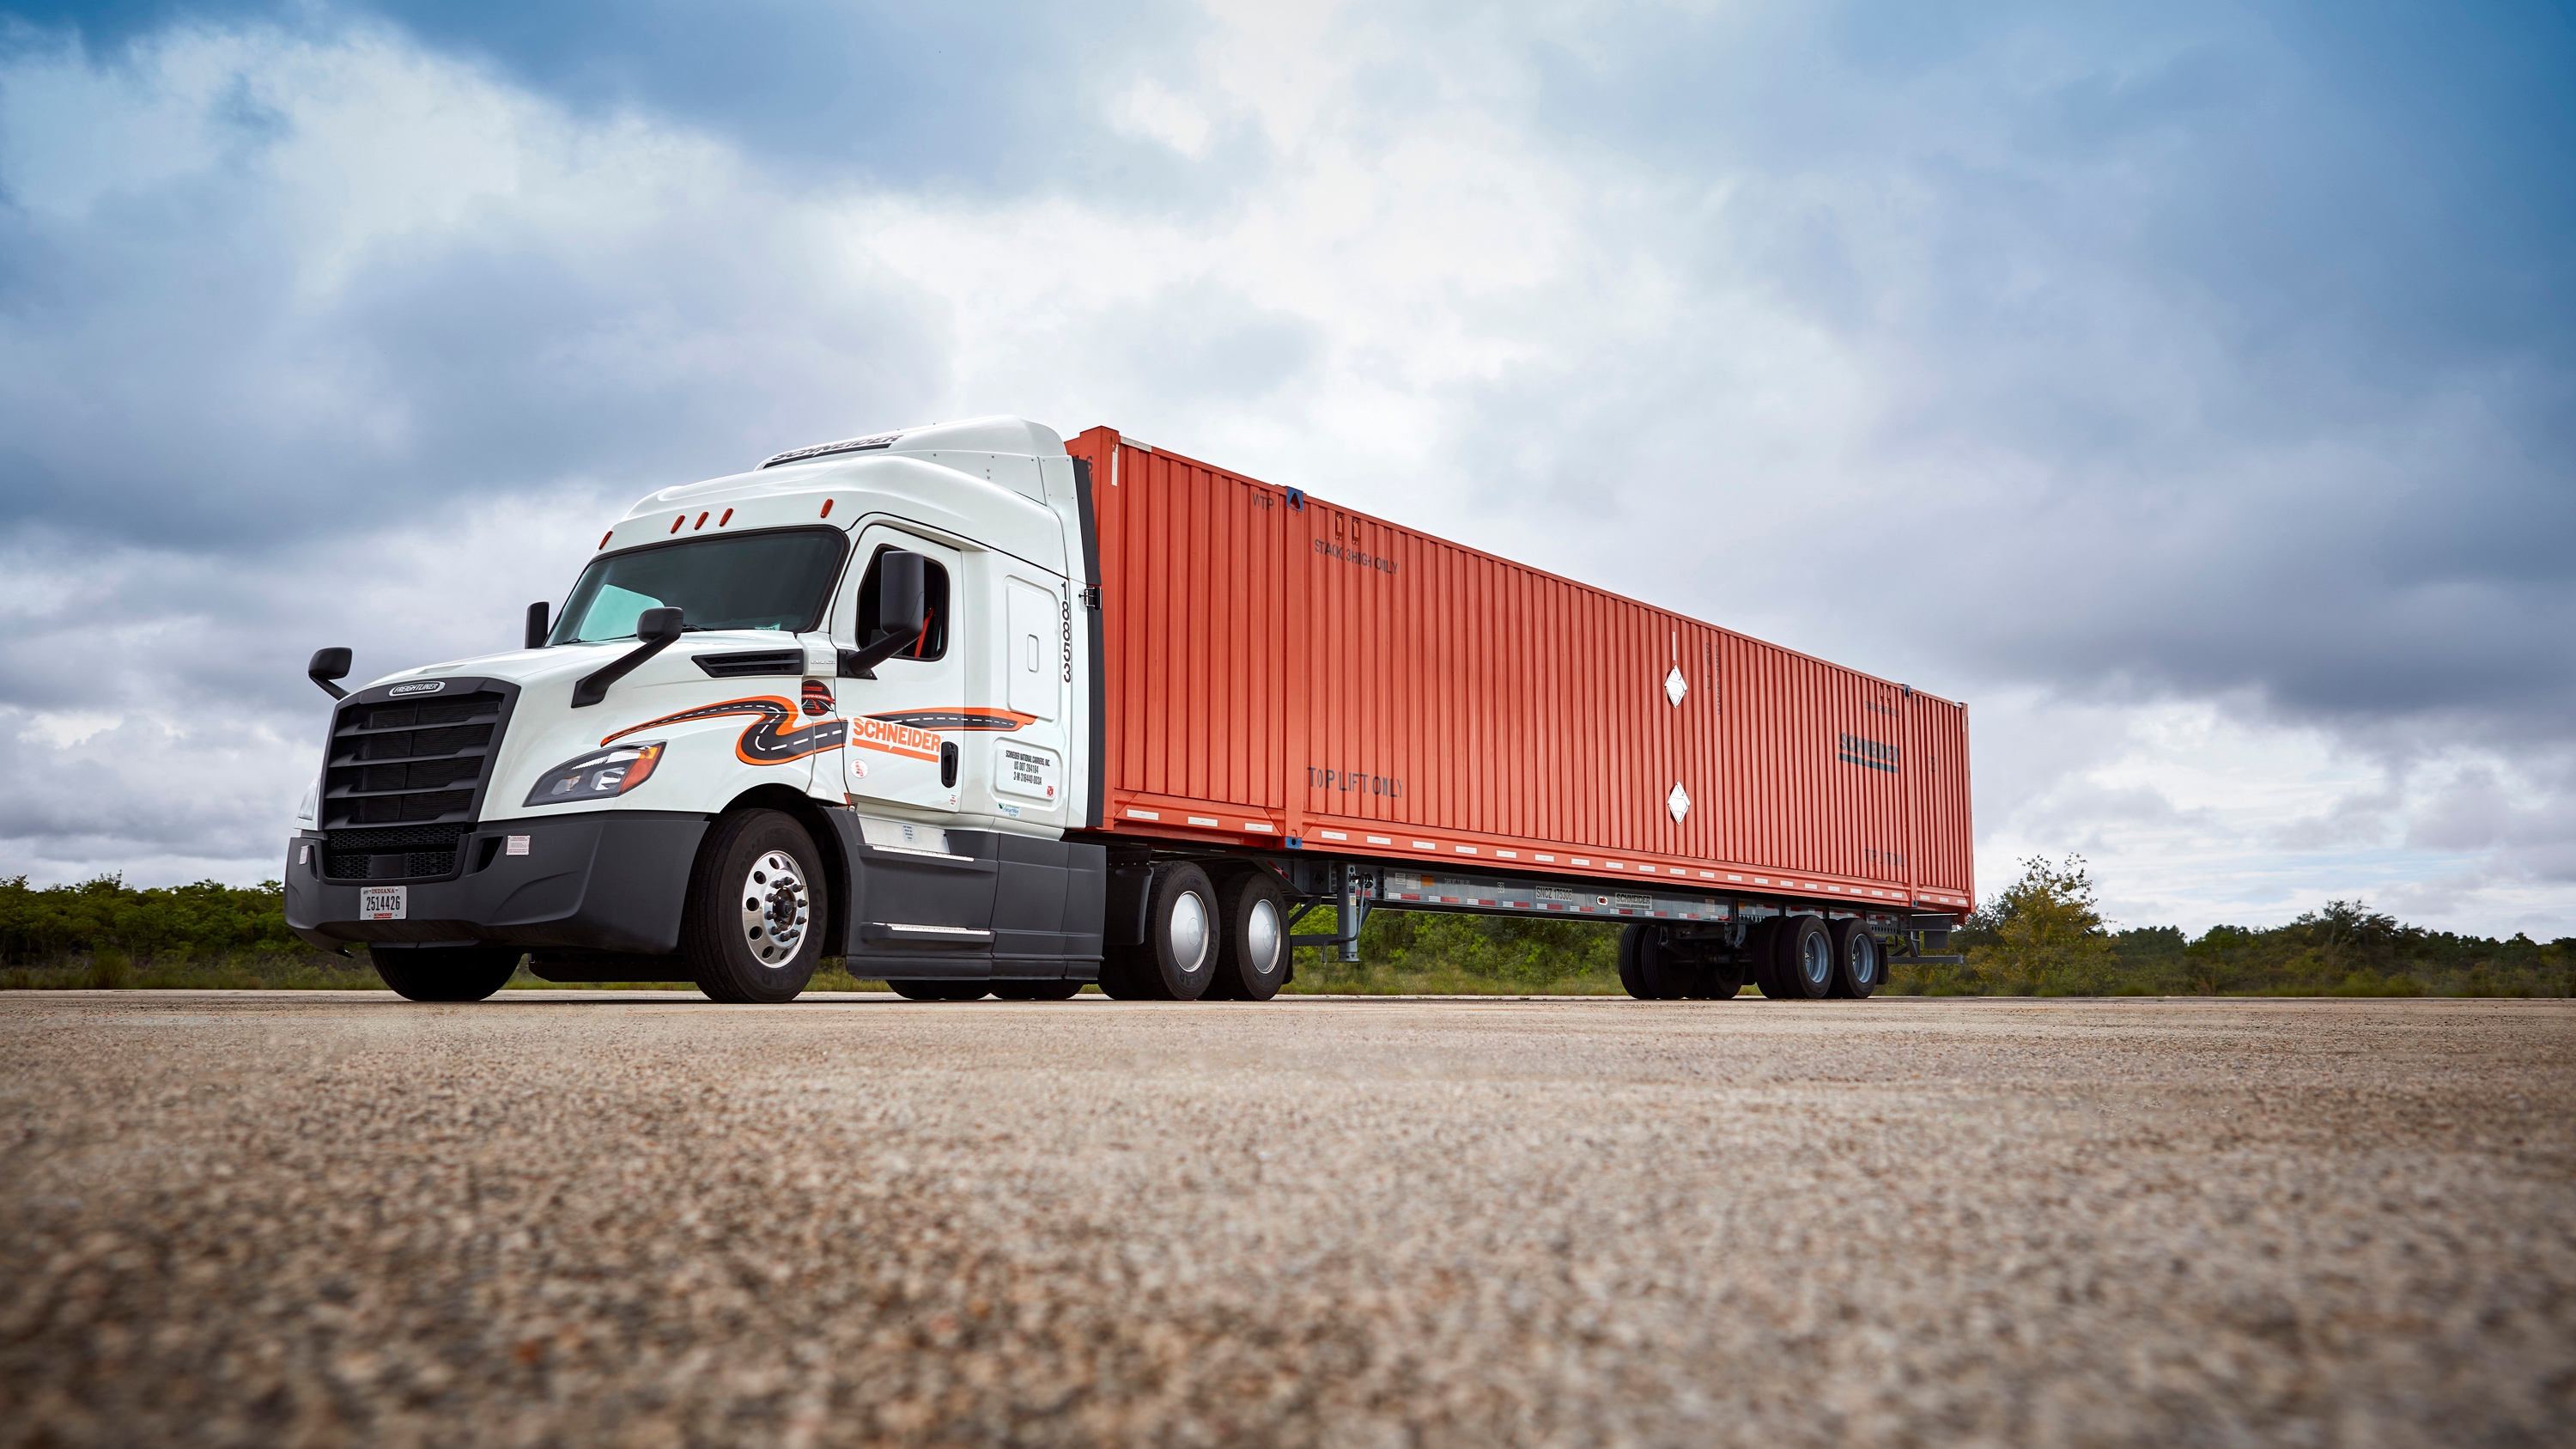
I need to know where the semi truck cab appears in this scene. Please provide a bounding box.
[285,417,1114,1002]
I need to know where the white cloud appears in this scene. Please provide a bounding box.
[0,7,2568,945]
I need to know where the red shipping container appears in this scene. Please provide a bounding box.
[1070,428,1975,917]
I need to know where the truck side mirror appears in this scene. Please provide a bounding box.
[637,606,685,645]
[877,551,927,638]
[307,647,353,701]
[570,607,686,709]
[525,601,550,650]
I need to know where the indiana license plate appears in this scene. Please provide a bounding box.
[361,886,408,921]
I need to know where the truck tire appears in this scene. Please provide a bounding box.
[1741,919,1781,997]
[1126,862,1218,1002]
[1774,915,1835,1001]
[1617,922,1649,998]
[991,980,1083,1000]
[1206,870,1291,1002]
[682,808,826,1004]
[1636,926,1695,1000]
[370,945,519,1002]
[888,980,988,1000]
[1689,950,1743,1000]
[1828,920,1882,999]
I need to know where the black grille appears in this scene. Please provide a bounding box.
[694,648,804,678]
[322,825,471,881]
[319,684,512,880]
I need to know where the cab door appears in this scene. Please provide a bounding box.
[829,526,969,817]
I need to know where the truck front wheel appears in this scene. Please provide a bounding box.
[683,808,826,1004]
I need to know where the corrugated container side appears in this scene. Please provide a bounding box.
[1072,428,1974,913]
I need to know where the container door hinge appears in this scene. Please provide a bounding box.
[1079,588,1101,609]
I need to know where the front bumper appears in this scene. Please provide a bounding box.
[284,810,709,954]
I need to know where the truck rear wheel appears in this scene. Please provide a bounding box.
[683,808,826,1004]
[1774,915,1835,1001]
[1118,862,1217,1002]
[1828,920,1881,999]
[1617,922,1649,998]
[1206,870,1290,1002]
[370,945,519,1002]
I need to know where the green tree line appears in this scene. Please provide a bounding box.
[4,866,2568,996]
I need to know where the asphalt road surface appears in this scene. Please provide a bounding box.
[3,992,2570,1447]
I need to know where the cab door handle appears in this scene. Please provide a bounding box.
[940,741,959,788]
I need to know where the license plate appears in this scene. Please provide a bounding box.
[361,886,408,921]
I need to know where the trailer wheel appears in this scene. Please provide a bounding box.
[888,980,988,1000]
[682,808,826,1004]
[1617,922,1649,998]
[1774,915,1835,1001]
[1740,919,1780,997]
[369,945,520,1002]
[1828,920,1881,999]
[1121,863,1218,1001]
[1689,952,1742,1000]
[991,980,1083,1000]
[1206,871,1290,1002]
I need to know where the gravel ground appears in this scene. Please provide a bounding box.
[1,993,2570,1448]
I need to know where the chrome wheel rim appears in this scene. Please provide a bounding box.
[1851,935,1878,985]
[1801,933,1832,989]
[739,849,810,968]
[1170,890,1210,975]
[1246,898,1281,976]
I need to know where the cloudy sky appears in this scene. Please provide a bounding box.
[3,0,2569,938]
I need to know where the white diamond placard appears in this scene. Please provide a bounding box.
[1664,666,1687,707]
[1667,782,1691,822]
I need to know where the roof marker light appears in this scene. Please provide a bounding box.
[718,508,733,527]
[819,498,835,518]
[669,515,684,533]
[598,531,612,550]
[694,512,708,530]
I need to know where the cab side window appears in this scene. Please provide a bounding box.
[853,545,951,661]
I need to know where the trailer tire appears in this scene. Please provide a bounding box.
[1740,919,1779,997]
[682,808,826,1004]
[1206,871,1290,1002]
[991,980,1083,1001]
[1127,863,1218,1002]
[1829,920,1882,999]
[1774,915,1835,1001]
[1637,927,1697,1000]
[888,980,988,1000]
[369,945,519,1002]
[1617,922,1649,998]
[1689,952,1742,1000]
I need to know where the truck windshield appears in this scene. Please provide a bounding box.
[550,527,847,643]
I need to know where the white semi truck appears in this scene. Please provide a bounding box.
[285,416,1970,1003]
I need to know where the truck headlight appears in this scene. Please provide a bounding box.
[523,742,665,807]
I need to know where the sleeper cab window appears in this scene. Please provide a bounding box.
[853,545,951,661]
